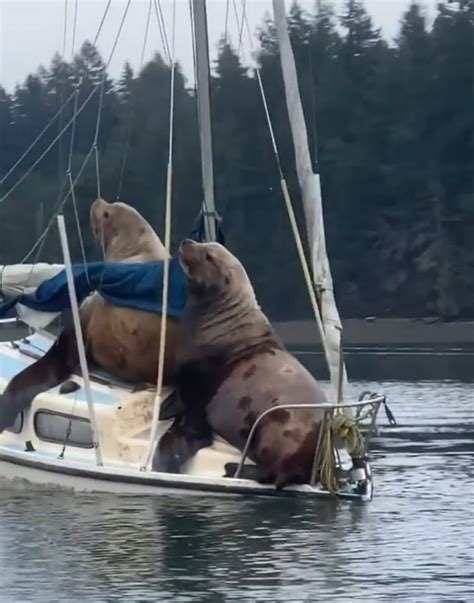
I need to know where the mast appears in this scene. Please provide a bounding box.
[191,0,217,242]
[271,0,349,407]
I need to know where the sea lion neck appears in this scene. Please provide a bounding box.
[177,289,281,365]
[103,228,168,262]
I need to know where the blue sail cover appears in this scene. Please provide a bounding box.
[0,256,188,318]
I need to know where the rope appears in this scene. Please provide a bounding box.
[142,0,176,471]
[319,412,365,493]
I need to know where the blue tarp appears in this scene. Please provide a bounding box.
[0,256,188,318]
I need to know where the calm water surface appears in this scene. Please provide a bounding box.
[1,380,473,602]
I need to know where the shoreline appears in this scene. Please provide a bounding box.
[2,317,474,347]
[273,318,474,347]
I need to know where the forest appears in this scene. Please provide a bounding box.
[0,0,473,321]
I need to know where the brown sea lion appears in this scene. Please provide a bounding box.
[153,239,328,489]
[0,198,178,433]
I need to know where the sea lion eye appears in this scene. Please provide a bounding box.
[103,211,109,219]
[205,253,214,263]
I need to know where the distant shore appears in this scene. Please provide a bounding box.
[2,317,474,348]
[273,318,474,347]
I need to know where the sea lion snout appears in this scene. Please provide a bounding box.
[179,238,196,253]
[179,238,200,270]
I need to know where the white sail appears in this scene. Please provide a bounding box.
[0,263,63,328]
[272,0,349,404]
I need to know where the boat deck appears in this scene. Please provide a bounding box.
[0,331,376,502]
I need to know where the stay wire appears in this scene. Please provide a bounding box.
[153,0,171,63]
[0,0,112,191]
[55,0,69,208]
[94,0,132,200]
[242,11,284,179]
[224,0,230,41]
[238,0,246,54]
[117,0,153,201]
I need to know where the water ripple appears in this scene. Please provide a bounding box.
[1,381,473,602]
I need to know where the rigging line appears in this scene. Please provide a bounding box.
[67,0,90,274]
[117,0,153,200]
[115,116,131,201]
[224,0,230,41]
[189,0,198,112]
[66,0,80,175]
[62,0,69,56]
[238,0,246,55]
[67,87,90,283]
[188,0,203,178]
[188,0,213,227]
[56,0,69,207]
[142,0,176,472]
[0,86,100,204]
[0,0,112,190]
[20,174,69,266]
[232,0,240,41]
[20,146,95,264]
[70,0,79,59]
[67,84,81,172]
[94,0,132,199]
[59,0,85,286]
[25,88,82,288]
[92,0,112,47]
[153,0,171,63]
[139,0,153,68]
[0,91,77,188]
[58,389,79,460]
[242,12,283,178]
[18,0,124,266]
[69,172,89,277]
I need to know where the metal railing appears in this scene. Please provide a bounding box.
[233,395,385,486]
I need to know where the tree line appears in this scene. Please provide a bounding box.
[0,1,473,321]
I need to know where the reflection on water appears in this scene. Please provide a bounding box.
[1,381,473,602]
[293,348,474,382]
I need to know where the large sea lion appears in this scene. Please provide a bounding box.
[0,198,179,433]
[153,239,328,489]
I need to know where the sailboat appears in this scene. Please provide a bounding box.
[0,0,386,502]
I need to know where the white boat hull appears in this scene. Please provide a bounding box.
[0,447,372,501]
[0,331,374,503]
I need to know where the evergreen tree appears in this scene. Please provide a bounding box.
[0,0,473,319]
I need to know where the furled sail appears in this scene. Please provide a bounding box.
[272,0,349,404]
[0,263,64,328]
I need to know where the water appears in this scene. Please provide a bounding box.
[1,380,473,602]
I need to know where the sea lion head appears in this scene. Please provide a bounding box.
[179,239,257,307]
[90,198,168,262]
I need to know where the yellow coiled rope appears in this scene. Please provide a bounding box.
[319,412,365,493]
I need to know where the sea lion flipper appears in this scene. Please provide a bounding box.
[152,414,212,473]
[0,327,79,433]
[158,391,185,421]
